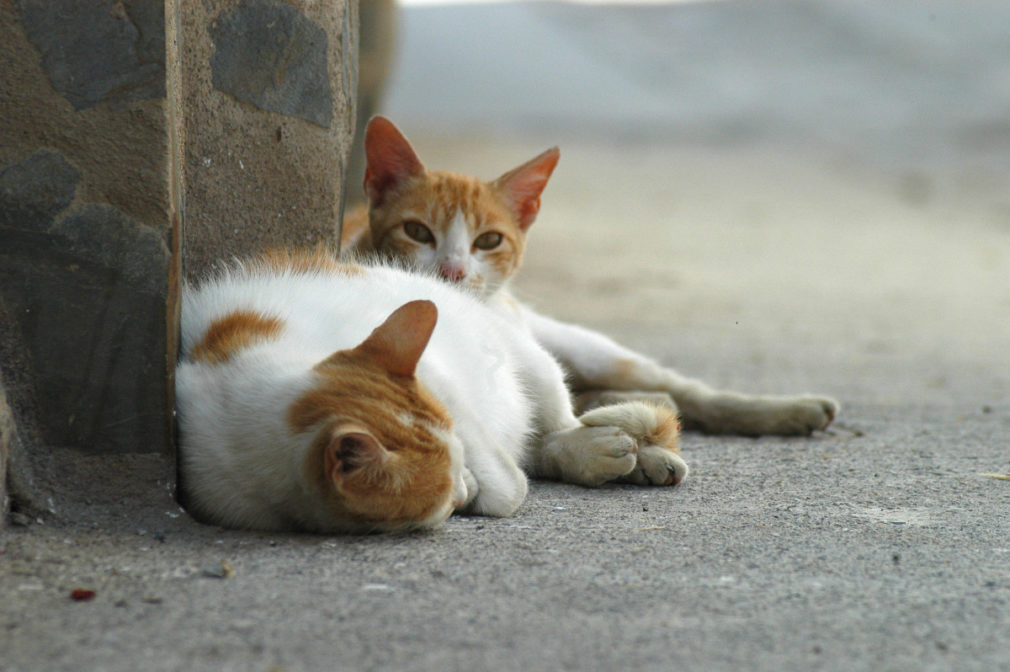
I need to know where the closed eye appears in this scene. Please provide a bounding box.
[472,231,503,250]
[403,220,435,245]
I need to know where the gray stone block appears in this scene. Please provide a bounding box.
[0,150,80,228]
[210,0,333,128]
[52,204,170,295]
[15,0,166,110]
[0,152,171,454]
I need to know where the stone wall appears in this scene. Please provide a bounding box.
[0,0,357,525]
[181,0,357,277]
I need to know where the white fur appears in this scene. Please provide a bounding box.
[179,261,687,532]
[437,209,473,279]
[178,263,528,529]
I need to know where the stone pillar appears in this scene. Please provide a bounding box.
[0,0,356,525]
[180,0,357,277]
[1,1,180,469]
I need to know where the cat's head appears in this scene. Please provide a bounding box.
[289,300,467,532]
[361,116,559,297]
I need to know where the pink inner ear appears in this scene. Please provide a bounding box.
[353,300,438,378]
[363,116,425,206]
[494,146,560,231]
[327,431,384,481]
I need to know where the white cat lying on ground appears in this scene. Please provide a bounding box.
[176,249,685,533]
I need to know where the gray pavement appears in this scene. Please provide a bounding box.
[3,2,1009,671]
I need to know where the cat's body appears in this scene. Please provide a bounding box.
[177,249,685,533]
[343,117,839,436]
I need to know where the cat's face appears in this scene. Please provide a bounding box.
[362,116,559,298]
[289,300,467,532]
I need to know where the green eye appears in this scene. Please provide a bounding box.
[473,232,503,250]
[403,220,435,244]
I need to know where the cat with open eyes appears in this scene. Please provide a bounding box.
[176,249,685,533]
[343,116,839,437]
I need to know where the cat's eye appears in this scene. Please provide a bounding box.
[473,232,503,250]
[403,220,435,245]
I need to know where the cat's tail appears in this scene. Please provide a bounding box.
[578,401,687,487]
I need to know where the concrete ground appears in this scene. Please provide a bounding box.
[3,2,1009,670]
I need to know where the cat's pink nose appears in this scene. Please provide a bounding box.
[439,264,466,282]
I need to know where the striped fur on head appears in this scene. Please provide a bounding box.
[288,300,459,530]
[346,116,559,297]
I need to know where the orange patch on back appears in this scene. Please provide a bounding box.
[190,311,283,365]
[258,245,365,276]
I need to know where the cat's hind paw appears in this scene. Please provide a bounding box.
[779,395,839,435]
[579,401,687,487]
[683,393,839,436]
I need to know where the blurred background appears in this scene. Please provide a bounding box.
[351,0,1010,406]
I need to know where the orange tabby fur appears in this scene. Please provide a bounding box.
[287,296,457,529]
[343,116,558,295]
[292,348,455,527]
[348,173,529,280]
[190,311,283,365]
[260,244,365,276]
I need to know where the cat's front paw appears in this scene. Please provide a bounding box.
[455,467,478,512]
[541,426,638,487]
[578,401,686,487]
[619,445,688,486]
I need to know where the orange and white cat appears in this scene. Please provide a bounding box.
[343,116,839,437]
[176,249,685,533]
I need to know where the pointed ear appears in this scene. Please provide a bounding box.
[492,146,560,231]
[363,116,426,207]
[353,300,437,378]
[325,430,388,483]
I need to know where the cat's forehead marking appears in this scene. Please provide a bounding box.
[446,209,471,247]
[428,173,490,229]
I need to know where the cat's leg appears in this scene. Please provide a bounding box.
[520,306,838,437]
[452,425,529,518]
[573,390,678,416]
[525,366,688,488]
[511,338,639,487]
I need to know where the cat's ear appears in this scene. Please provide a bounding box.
[325,430,389,483]
[493,147,560,231]
[352,300,438,378]
[363,116,426,206]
